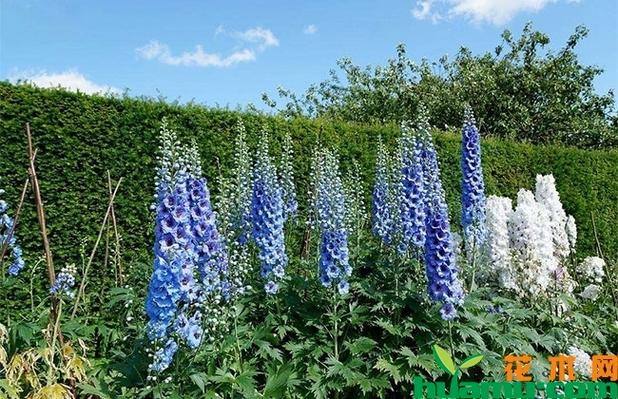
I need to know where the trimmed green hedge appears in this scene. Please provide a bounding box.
[1,82,617,269]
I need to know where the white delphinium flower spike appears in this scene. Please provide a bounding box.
[509,189,557,298]
[484,196,517,291]
[534,175,570,260]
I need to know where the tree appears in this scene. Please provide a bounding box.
[263,24,617,148]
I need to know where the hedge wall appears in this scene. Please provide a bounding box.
[1,82,617,270]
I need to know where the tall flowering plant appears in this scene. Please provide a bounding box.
[482,176,578,299]
[484,196,517,290]
[251,129,288,294]
[372,138,395,245]
[534,174,572,260]
[230,121,254,245]
[0,184,25,276]
[279,131,298,221]
[416,109,465,320]
[343,160,367,243]
[398,121,426,253]
[215,120,253,298]
[508,189,557,298]
[317,149,351,295]
[460,106,486,258]
[145,120,229,373]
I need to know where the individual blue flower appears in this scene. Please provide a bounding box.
[460,106,487,256]
[372,138,395,244]
[399,122,426,250]
[317,149,351,295]
[251,130,288,294]
[175,310,203,349]
[150,339,179,373]
[439,302,457,321]
[337,280,350,295]
[265,280,279,295]
[0,189,26,276]
[7,245,25,275]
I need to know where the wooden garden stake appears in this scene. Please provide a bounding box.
[71,175,123,318]
[25,123,64,345]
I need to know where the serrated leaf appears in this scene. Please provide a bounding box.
[459,354,484,369]
[263,363,293,398]
[432,345,456,375]
[346,337,377,355]
[0,380,20,399]
[374,358,402,383]
[190,373,208,393]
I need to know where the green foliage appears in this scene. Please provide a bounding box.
[1,81,616,288]
[1,80,617,398]
[264,23,618,148]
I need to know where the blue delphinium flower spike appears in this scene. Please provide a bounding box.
[0,187,26,276]
[372,138,395,244]
[399,122,426,252]
[146,121,229,374]
[280,131,298,221]
[414,108,465,320]
[460,106,487,257]
[317,149,351,295]
[251,129,288,294]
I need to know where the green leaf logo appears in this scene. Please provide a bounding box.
[432,345,457,376]
[459,354,484,370]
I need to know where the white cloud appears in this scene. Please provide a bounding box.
[234,27,279,50]
[412,0,564,25]
[9,69,120,94]
[137,26,278,68]
[136,40,256,67]
[412,1,433,19]
[303,24,318,35]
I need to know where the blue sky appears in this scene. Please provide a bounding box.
[1,0,617,109]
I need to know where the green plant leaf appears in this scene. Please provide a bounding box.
[432,345,457,375]
[459,354,484,370]
[190,372,208,393]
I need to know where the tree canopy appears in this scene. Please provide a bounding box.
[263,24,617,148]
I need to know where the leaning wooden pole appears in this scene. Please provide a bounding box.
[25,123,63,344]
[107,171,123,286]
[71,176,123,318]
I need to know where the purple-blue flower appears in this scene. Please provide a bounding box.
[50,264,77,298]
[150,339,179,373]
[0,191,25,276]
[399,122,426,251]
[251,131,288,294]
[372,138,395,244]
[188,177,229,299]
[416,109,465,320]
[461,106,486,254]
[145,124,228,373]
[175,310,203,349]
[317,149,351,295]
